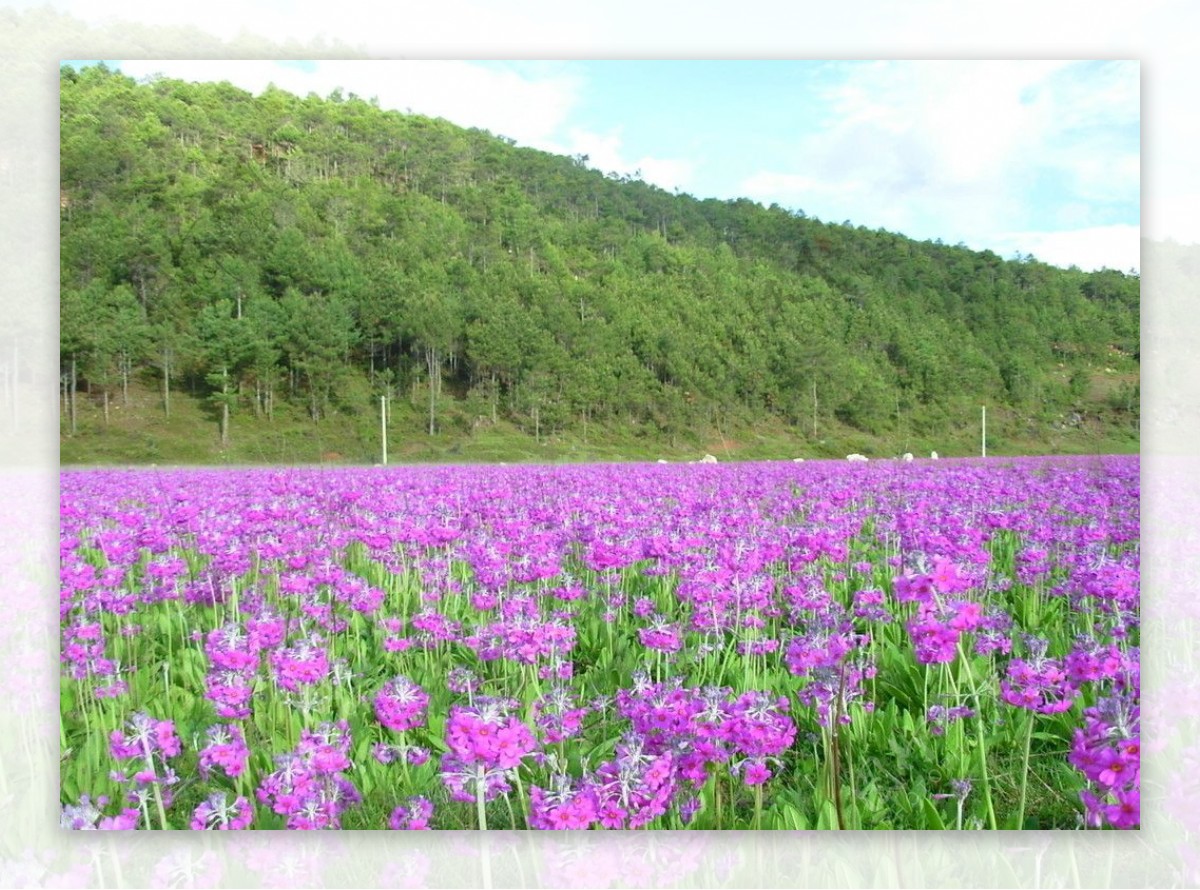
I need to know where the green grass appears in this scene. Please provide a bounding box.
[59,377,1139,467]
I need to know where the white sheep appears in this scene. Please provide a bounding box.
[700,454,718,463]
[930,450,939,460]
[902,452,914,462]
[792,458,805,463]
[846,453,869,462]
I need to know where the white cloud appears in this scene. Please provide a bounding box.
[737,60,1140,269]
[551,127,695,193]
[991,225,1142,273]
[633,156,696,194]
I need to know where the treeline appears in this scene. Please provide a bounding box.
[59,63,1140,447]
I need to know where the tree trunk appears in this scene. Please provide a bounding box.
[812,379,818,438]
[162,348,171,418]
[426,345,441,435]
[220,366,230,447]
[70,357,77,435]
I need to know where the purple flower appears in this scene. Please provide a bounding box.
[388,796,434,830]
[198,723,250,780]
[374,675,430,733]
[191,792,254,830]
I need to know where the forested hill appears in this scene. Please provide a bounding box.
[59,64,1140,462]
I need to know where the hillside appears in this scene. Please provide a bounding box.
[59,64,1140,463]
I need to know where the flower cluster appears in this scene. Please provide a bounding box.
[60,455,1140,831]
[926,703,976,736]
[374,675,430,733]
[638,616,685,654]
[723,691,796,785]
[198,723,250,780]
[529,762,599,830]
[591,736,677,829]
[269,636,330,692]
[1070,683,1140,829]
[203,623,262,719]
[851,588,892,623]
[388,796,434,830]
[999,637,1079,715]
[190,792,254,830]
[109,711,182,765]
[60,794,140,830]
[784,614,875,727]
[61,620,113,682]
[464,617,577,665]
[107,712,183,815]
[532,687,589,744]
[256,720,361,829]
[440,699,538,804]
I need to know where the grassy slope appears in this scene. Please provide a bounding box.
[59,369,1139,467]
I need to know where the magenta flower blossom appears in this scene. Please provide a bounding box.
[374,675,430,733]
[999,642,1080,715]
[191,792,254,830]
[60,795,139,830]
[445,702,537,769]
[256,720,361,830]
[198,723,250,780]
[741,759,772,786]
[269,637,330,692]
[529,779,599,830]
[388,796,434,830]
[109,712,182,762]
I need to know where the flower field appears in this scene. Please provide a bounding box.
[59,455,1139,830]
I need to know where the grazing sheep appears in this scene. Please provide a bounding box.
[902,452,914,462]
[793,458,805,463]
[700,454,718,463]
[657,459,668,464]
[930,451,939,460]
[846,453,869,462]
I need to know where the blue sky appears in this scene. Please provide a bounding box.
[84,58,1141,272]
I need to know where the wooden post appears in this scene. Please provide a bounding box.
[381,395,388,465]
[812,379,818,438]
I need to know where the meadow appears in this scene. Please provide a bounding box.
[59,455,1139,830]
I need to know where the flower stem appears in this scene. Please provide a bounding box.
[513,767,528,829]
[714,772,722,830]
[956,642,997,830]
[475,764,488,831]
[1016,711,1034,829]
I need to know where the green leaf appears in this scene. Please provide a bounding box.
[816,798,840,830]
[922,798,947,830]
[771,803,808,830]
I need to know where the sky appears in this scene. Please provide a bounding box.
[77,57,1141,274]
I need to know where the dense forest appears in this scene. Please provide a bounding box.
[59,64,1140,460]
